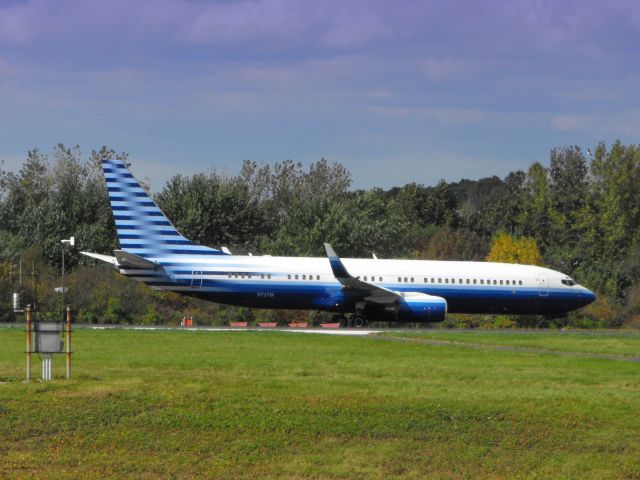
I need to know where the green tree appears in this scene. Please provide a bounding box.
[155,172,267,252]
[142,304,160,325]
[104,297,125,324]
[391,181,458,228]
[517,162,551,239]
[0,145,120,269]
[419,227,488,261]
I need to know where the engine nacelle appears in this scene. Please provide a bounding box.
[397,292,447,322]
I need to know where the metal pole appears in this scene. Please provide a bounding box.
[32,260,36,315]
[26,304,32,382]
[66,305,72,379]
[43,355,51,381]
[61,246,65,307]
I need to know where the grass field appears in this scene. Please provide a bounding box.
[1,328,639,479]
[378,330,640,357]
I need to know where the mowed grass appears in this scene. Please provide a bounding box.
[0,328,639,479]
[378,330,640,357]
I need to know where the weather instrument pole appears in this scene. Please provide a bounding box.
[25,304,32,382]
[66,305,72,379]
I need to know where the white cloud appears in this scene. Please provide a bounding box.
[0,3,30,44]
[349,150,519,188]
[367,106,490,126]
[0,57,11,78]
[550,114,592,131]
[551,110,640,137]
[179,0,306,45]
[421,58,471,81]
[324,9,391,48]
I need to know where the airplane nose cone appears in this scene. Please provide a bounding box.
[581,288,596,306]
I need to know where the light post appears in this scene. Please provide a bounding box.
[60,237,75,307]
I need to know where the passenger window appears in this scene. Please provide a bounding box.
[438,278,442,283]
[397,277,401,282]
[295,275,299,280]
[445,278,449,284]
[411,277,414,283]
[500,280,503,285]
[506,280,509,285]
[316,275,320,280]
[431,278,435,283]
[228,273,232,278]
[473,279,477,284]
[287,274,291,280]
[268,274,272,279]
[519,280,523,285]
[480,279,484,284]
[466,279,470,284]
[302,275,306,280]
[459,279,463,284]
[379,276,382,282]
[493,280,497,285]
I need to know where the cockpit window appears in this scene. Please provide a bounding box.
[561,277,576,286]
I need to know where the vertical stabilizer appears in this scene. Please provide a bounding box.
[102,159,226,258]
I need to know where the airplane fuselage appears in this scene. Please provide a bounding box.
[119,254,595,318]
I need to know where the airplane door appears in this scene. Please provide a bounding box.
[191,268,203,288]
[537,273,549,297]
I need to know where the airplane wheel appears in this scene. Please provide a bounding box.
[352,315,368,328]
[333,315,348,327]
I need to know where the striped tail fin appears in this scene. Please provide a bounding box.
[102,159,227,258]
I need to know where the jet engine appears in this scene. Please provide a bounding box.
[396,292,447,322]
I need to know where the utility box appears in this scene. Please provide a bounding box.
[34,322,64,353]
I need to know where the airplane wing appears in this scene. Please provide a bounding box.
[324,243,401,305]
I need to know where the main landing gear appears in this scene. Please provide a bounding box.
[351,314,368,328]
[331,314,369,328]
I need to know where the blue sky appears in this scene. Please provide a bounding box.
[1,0,639,190]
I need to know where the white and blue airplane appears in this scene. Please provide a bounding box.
[81,159,595,326]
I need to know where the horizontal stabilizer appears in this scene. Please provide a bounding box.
[82,250,158,270]
[114,250,158,269]
[81,252,118,266]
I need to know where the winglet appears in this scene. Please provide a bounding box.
[324,243,352,279]
[323,243,401,303]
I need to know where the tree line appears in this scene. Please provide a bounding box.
[0,142,638,328]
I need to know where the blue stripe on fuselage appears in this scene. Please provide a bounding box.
[139,273,590,314]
